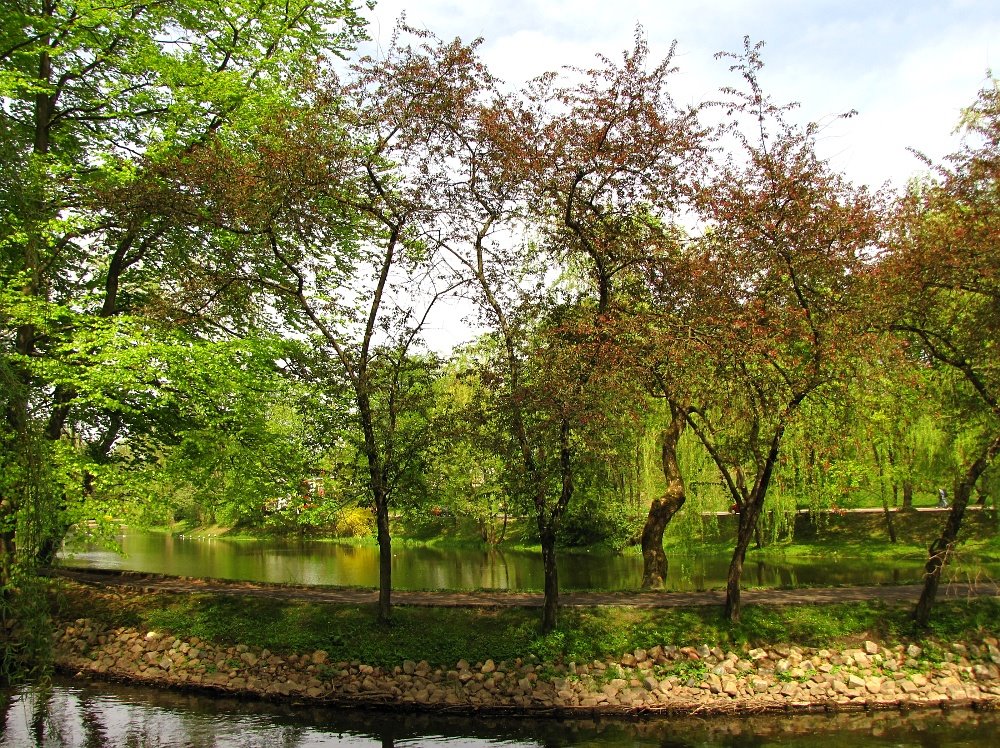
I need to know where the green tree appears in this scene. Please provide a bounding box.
[1,0,368,589]
[886,79,1000,625]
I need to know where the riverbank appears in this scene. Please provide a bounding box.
[49,580,1000,718]
[163,506,999,556]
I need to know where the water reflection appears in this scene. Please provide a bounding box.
[3,679,999,747]
[59,532,999,592]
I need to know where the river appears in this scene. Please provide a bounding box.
[3,678,998,747]
[58,531,999,591]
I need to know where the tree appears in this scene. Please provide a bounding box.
[1,0,368,587]
[436,29,703,629]
[114,26,486,622]
[885,79,1000,625]
[685,40,881,622]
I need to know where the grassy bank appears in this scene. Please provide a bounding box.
[52,581,1000,671]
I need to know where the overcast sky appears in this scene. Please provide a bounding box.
[360,0,998,191]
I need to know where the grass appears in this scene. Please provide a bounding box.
[52,582,1000,670]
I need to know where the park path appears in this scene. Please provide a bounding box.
[50,567,999,609]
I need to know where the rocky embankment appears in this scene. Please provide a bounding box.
[54,618,1000,716]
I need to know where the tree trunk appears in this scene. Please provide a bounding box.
[725,501,761,622]
[375,492,392,622]
[724,424,788,623]
[881,498,898,544]
[539,523,559,633]
[874,444,897,543]
[902,480,914,510]
[356,383,392,623]
[641,401,686,589]
[0,529,15,590]
[914,434,1000,626]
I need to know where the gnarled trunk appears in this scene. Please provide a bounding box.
[641,400,686,589]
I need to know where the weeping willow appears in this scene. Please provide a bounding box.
[0,354,56,685]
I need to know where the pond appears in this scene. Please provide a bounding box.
[2,678,998,747]
[58,531,999,591]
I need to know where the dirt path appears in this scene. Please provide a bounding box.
[49,567,1000,609]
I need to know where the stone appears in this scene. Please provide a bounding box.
[481,659,496,674]
[864,641,879,655]
[311,650,328,665]
[947,686,967,700]
[402,660,416,675]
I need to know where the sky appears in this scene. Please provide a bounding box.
[355,1,999,351]
[359,0,999,191]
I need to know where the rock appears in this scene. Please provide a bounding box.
[311,650,328,665]
[947,686,967,700]
[481,659,496,674]
[864,641,879,655]
[403,660,416,675]
[780,682,799,697]
[907,644,922,658]
[865,677,883,695]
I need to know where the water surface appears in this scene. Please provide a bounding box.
[2,679,997,747]
[58,531,999,591]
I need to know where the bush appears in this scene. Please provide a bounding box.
[558,492,639,550]
[333,506,376,538]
